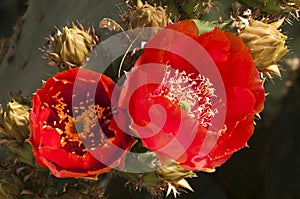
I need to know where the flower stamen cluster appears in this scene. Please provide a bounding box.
[153,66,217,128]
[45,91,110,156]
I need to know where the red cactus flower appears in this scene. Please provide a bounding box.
[29,68,133,178]
[119,20,265,172]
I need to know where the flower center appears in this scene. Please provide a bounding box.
[153,66,217,128]
[49,91,110,156]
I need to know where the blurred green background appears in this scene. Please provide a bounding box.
[0,0,299,198]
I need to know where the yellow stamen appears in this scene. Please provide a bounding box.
[50,91,109,156]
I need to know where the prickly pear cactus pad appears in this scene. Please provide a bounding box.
[0,0,300,198]
[0,0,120,104]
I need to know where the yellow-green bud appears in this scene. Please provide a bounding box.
[157,161,196,184]
[118,160,196,197]
[0,101,30,143]
[128,0,168,29]
[239,18,288,77]
[116,149,196,197]
[45,23,98,68]
[54,24,93,66]
[157,161,196,197]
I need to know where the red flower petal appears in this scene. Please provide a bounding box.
[166,20,199,38]
[196,28,231,63]
[226,87,256,120]
[40,126,61,148]
[198,115,255,170]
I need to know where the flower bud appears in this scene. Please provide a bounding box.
[118,153,196,197]
[128,0,168,29]
[239,18,288,77]
[0,174,23,199]
[157,161,196,197]
[0,101,30,143]
[44,23,98,68]
[131,0,215,21]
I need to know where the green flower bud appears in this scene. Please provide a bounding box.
[128,0,168,29]
[117,150,196,197]
[239,18,288,77]
[157,161,196,197]
[0,100,30,143]
[44,23,98,68]
[54,25,92,64]
[115,139,198,197]
[0,174,23,199]
[128,0,215,21]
